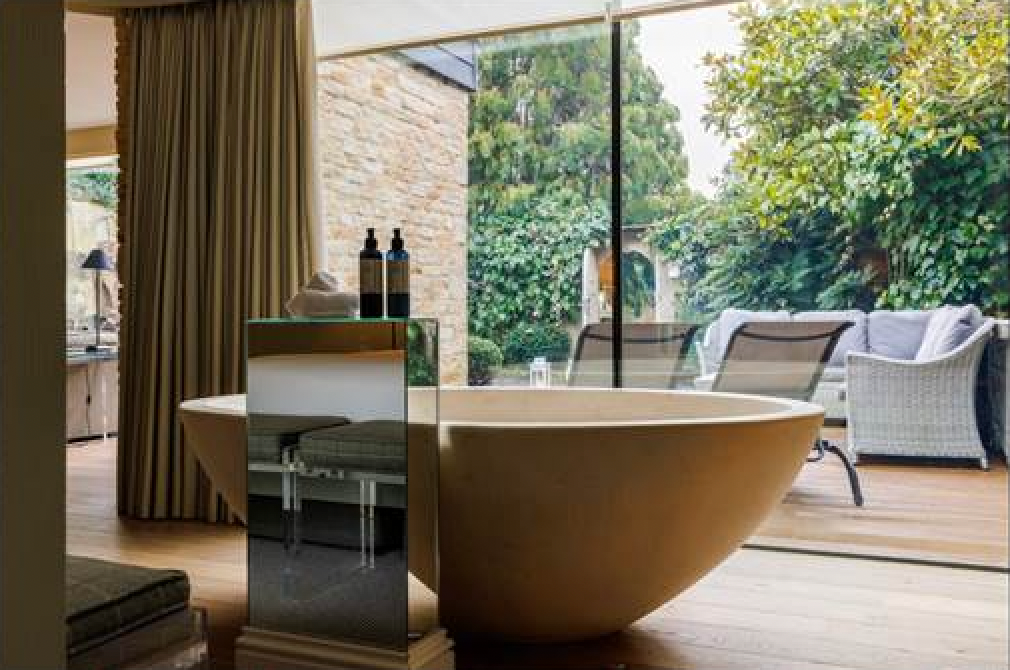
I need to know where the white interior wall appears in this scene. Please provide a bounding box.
[66,12,116,129]
[248,354,405,421]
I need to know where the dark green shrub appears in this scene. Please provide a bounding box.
[467,336,503,386]
[502,323,571,364]
[407,322,437,386]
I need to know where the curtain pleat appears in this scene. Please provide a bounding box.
[117,0,316,520]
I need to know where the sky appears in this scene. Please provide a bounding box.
[636,5,742,196]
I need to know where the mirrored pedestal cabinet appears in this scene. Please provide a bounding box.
[235,319,453,670]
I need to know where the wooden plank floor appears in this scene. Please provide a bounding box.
[67,439,246,669]
[455,550,1010,670]
[754,427,1009,568]
[67,439,1009,670]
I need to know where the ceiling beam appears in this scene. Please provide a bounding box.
[67,125,117,160]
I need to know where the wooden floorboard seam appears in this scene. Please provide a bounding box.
[744,542,1010,574]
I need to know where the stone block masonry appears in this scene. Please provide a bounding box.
[318,53,470,384]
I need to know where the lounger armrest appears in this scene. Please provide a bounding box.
[696,322,720,376]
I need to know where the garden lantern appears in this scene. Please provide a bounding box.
[530,356,552,388]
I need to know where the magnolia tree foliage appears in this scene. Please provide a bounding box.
[651,0,1009,315]
[468,23,694,344]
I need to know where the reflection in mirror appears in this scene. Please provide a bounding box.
[247,319,438,650]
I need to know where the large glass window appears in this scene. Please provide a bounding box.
[314,26,613,389]
[466,25,614,388]
[67,160,119,350]
[318,0,1008,567]
[625,0,1008,566]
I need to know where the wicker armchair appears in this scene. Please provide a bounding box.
[847,318,995,469]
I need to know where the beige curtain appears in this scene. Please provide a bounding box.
[117,0,318,520]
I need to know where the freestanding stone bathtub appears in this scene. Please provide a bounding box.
[180,387,822,642]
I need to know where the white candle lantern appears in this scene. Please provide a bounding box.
[529,356,552,388]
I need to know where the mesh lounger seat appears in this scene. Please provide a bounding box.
[568,322,699,388]
[248,414,349,464]
[298,420,406,474]
[67,556,205,669]
[711,320,865,506]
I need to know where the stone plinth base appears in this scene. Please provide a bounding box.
[236,627,454,670]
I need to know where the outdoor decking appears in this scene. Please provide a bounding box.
[68,438,1008,669]
[753,427,1008,569]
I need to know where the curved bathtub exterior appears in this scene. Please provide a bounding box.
[435,388,821,641]
[179,394,248,521]
[177,388,822,642]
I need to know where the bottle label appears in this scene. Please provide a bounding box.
[360,258,383,294]
[387,260,409,294]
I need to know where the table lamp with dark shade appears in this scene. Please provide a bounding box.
[82,248,114,352]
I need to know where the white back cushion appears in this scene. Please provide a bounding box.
[916,305,983,361]
[867,310,933,360]
[794,310,867,366]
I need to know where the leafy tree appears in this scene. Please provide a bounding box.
[469,22,693,226]
[469,25,612,214]
[858,0,1009,310]
[650,195,876,315]
[652,0,1009,315]
[467,23,695,346]
[619,22,693,226]
[860,0,1008,152]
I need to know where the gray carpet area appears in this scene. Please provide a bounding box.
[249,537,408,649]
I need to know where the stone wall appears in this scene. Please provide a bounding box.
[317,54,469,384]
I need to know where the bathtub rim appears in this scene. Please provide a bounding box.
[433,386,824,430]
[179,394,246,417]
[178,388,823,429]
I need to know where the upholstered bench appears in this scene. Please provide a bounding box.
[295,420,407,563]
[67,555,205,670]
[298,420,406,474]
[248,414,349,464]
[248,414,350,551]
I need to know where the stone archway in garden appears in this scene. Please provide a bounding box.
[582,231,682,325]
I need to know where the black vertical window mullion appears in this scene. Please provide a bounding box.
[610,20,623,388]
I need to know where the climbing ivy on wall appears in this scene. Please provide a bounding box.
[468,195,609,343]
